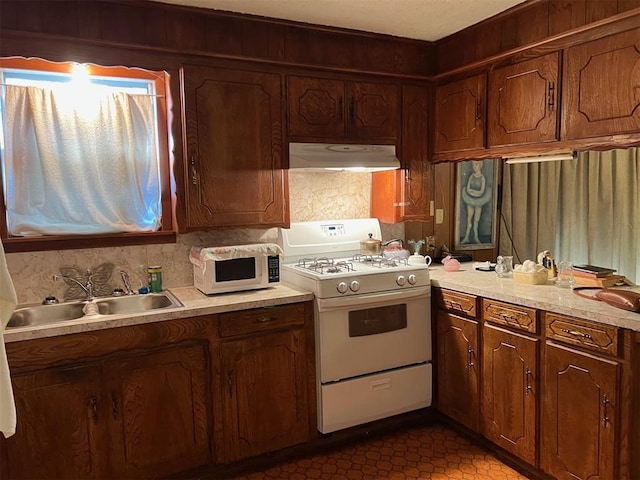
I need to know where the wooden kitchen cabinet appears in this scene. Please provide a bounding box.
[434,74,486,153]
[287,75,399,140]
[2,320,214,479]
[488,52,560,147]
[181,64,288,230]
[542,341,619,480]
[562,27,640,140]
[435,309,480,431]
[218,304,313,462]
[482,324,538,465]
[5,365,105,479]
[104,345,210,479]
[371,84,431,223]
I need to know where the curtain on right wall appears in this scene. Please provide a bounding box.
[500,147,640,284]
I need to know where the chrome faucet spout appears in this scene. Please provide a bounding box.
[54,269,95,300]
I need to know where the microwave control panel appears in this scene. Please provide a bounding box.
[268,255,280,283]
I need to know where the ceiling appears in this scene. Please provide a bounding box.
[151,0,526,42]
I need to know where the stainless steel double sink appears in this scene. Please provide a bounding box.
[7,291,184,329]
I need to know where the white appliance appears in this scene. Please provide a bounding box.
[278,218,432,434]
[189,244,281,295]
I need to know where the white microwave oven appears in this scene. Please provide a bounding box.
[190,244,281,295]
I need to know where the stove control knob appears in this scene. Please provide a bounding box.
[337,282,349,294]
[396,275,406,286]
[350,280,360,292]
[408,274,417,285]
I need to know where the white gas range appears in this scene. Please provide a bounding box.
[278,218,432,434]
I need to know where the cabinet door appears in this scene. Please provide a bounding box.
[542,342,618,480]
[105,344,211,478]
[434,74,486,153]
[5,365,105,479]
[221,329,309,461]
[482,324,538,465]
[436,311,480,431]
[347,81,399,139]
[562,28,640,140]
[182,65,287,229]
[371,84,430,223]
[488,53,560,146]
[287,76,345,138]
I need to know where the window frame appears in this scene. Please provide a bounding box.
[0,56,176,253]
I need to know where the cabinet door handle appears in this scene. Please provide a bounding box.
[338,96,343,119]
[467,346,475,370]
[602,394,610,427]
[548,81,555,109]
[560,328,592,340]
[349,98,355,121]
[525,368,532,395]
[190,155,198,186]
[475,100,481,121]
[111,393,118,420]
[227,371,233,397]
[90,395,98,424]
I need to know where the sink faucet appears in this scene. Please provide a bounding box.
[119,270,134,295]
[54,269,94,300]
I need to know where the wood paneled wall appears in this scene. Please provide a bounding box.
[435,0,640,73]
[0,0,433,77]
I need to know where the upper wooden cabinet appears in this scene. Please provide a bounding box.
[562,27,640,140]
[287,75,399,140]
[488,53,560,147]
[181,64,288,230]
[434,74,486,153]
[371,84,431,223]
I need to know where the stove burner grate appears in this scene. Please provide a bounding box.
[351,254,408,268]
[295,257,354,274]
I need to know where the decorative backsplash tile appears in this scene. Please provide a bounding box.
[5,171,403,304]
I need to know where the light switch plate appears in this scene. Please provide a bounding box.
[435,209,444,224]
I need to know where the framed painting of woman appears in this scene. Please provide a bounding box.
[454,159,499,250]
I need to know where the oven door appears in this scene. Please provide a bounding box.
[316,286,431,384]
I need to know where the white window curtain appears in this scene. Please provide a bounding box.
[2,83,161,236]
[500,148,640,284]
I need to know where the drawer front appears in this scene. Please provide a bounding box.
[482,299,537,333]
[545,312,619,356]
[434,289,478,318]
[219,303,306,338]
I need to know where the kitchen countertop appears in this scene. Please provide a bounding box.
[429,264,640,331]
[3,283,314,343]
[4,266,640,343]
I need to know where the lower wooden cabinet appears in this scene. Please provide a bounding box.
[220,329,310,461]
[5,343,211,479]
[436,310,480,431]
[482,324,538,465]
[542,342,619,480]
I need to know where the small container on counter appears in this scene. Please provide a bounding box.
[147,266,163,292]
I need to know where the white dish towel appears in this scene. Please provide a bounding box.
[0,239,17,438]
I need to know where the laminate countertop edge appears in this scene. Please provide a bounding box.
[3,283,315,343]
[429,265,640,332]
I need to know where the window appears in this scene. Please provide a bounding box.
[0,57,175,252]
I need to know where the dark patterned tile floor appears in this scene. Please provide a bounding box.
[230,424,531,480]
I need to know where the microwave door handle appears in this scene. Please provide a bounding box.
[317,287,430,312]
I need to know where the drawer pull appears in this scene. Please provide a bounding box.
[561,328,592,340]
[256,316,275,323]
[602,395,610,427]
[499,313,519,323]
[444,299,464,311]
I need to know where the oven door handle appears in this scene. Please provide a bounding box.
[317,287,430,311]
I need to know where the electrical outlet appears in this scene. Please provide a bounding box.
[425,235,436,248]
[435,209,444,224]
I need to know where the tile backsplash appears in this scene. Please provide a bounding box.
[6,171,403,304]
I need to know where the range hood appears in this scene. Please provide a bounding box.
[289,143,400,172]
